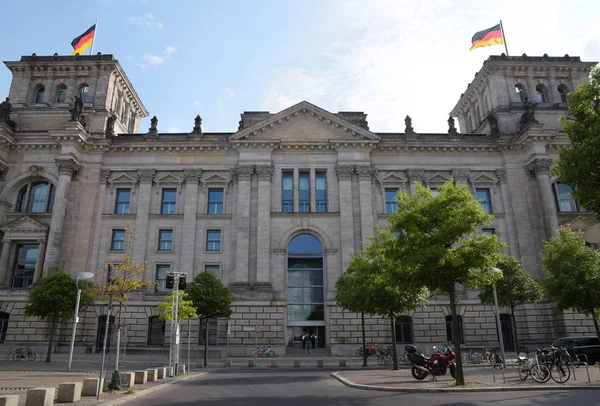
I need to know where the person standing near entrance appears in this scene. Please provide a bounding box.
[310,333,317,349]
[301,332,307,349]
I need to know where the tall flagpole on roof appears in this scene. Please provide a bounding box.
[89,19,98,55]
[499,20,509,56]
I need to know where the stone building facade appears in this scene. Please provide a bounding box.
[0,53,598,356]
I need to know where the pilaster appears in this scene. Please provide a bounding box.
[496,169,521,258]
[89,169,110,277]
[0,238,12,286]
[133,169,155,275]
[526,158,558,239]
[356,165,376,243]
[255,164,274,284]
[335,164,355,271]
[234,165,254,283]
[182,169,201,276]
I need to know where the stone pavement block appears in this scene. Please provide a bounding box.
[57,382,82,403]
[122,372,135,388]
[82,378,103,396]
[135,370,148,384]
[157,367,167,379]
[25,387,54,406]
[146,368,158,381]
[0,395,19,406]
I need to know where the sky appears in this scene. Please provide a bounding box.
[1,0,599,134]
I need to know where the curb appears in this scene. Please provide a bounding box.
[330,372,600,393]
[99,372,206,406]
[0,369,95,373]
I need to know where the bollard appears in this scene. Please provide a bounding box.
[82,378,103,396]
[294,360,301,368]
[134,370,148,384]
[122,372,135,388]
[179,364,186,375]
[383,358,393,367]
[157,367,167,379]
[339,359,347,367]
[316,359,324,368]
[25,387,55,406]
[247,359,255,368]
[0,395,19,406]
[57,382,82,403]
[167,366,174,377]
[146,369,158,382]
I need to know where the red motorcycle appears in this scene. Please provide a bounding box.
[405,345,457,380]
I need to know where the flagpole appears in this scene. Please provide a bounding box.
[90,19,98,55]
[499,20,509,56]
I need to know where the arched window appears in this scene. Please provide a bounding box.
[536,84,548,103]
[287,234,324,323]
[445,315,464,343]
[55,85,67,103]
[33,86,45,103]
[395,316,413,343]
[16,181,55,213]
[0,312,9,343]
[147,316,165,346]
[79,84,89,103]
[515,84,526,103]
[558,85,569,103]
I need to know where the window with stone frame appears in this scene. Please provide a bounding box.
[445,315,464,344]
[55,85,67,103]
[205,264,221,279]
[114,188,131,214]
[395,316,413,343]
[482,228,495,235]
[79,84,89,103]
[552,182,584,212]
[315,171,327,212]
[16,181,55,213]
[515,84,527,103]
[33,85,45,103]
[106,264,116,284]
[207,188,224,214]
[299,171,310,212]
[558,85,569,103]
[11,244,38,288]
[536,84,549,103]
[282,171,294,212]
[385,188,399,214]
[206,230,221,252]
[430,186,440,197]
[476,188,493,213]
[155,264,170,292]
[158,230,173,251]
[160,188,177,214]
[111,229,125,251]
[147,316,165,346]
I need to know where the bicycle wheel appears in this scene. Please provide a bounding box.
[12,353,21,361]
[26,352,36,361]
[550,363,570,383]
[531,364,551,383]
[267,350,275,357]
[519,366,529,381]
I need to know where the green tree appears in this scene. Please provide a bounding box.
[478,255,543,352]
[337,229,429,370]
[25,270,93,362]
[158,291,198,322]
[552,67,600,218]
[186,271,232,367]
[541,226,600,339]
[388,181,504,385]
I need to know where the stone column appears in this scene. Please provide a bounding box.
[407,169,425,196]
[526,158,558,239]
[309,168,316,213]
[43,159,81,275]
[0,238,12,286]
[43,73,55,104]
[181,169,201,276]
[336,164,355,271]
[234,165,254,284]
[548,75,559,103]
[133,169,155,274]
[356,165,375,244]
[496,169,521,258]
[33,238,47,284]
[89,169,110,277]
[255,164,273,284]
[526,73,537,102]
[66,73,77,102]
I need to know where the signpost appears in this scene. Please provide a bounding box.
[226,320,230,366]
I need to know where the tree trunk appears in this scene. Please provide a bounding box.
[390,314,398,371]
[114,304,123,372]
[511,306,520,353]
[204,317,209,368]
[449,285,464,386]
[45,320,57,362]
[591,308,600,341]
[361,312,367,367]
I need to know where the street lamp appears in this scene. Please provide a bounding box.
[489,267,506,368]
[68,272,94,372]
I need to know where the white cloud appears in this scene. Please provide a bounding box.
[143,53,165,65]
[164,46,176,55]
[128,12,164,30]
[165,127,182,133]
[193,101,203,108]
[222,87,234,99]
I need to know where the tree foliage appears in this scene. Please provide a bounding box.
[158,291,198,322]
[25,270,93,362]
[541,226,600,339]
[479,255,543,351]
[552,66,600,218]
[388,180,505,385]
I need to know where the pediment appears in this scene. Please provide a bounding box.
[155,174,182,184]
[109,173,137,184]
[471,172,498,183]
[202,174,229,184]
[230,101,380,143]
[562,215,596,229]
[426,172,450,184]
[1,216,48,233]
[380,173,407,183]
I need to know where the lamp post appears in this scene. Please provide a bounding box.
[489,267,506,367]
[68,272,94,372]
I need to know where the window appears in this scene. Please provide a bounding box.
[11,244,38,288]
[558,85,569,103]
[161,188,177,214]
[315,171,327,212]
[299,172,310,212]
[155,264,170,292]
[205,264,221,279]
[476,188,492,213]
[158,230,173,251]
[111,229,125,251]
[430,187,440,197]
[446,315,464,344]
[147,316,165,346]
[114,188,131,214]
[106,264,115,284]
[515,84,526,103]
[395,316,413,343]
[206,230,221,251]
[553,182,581,212]
[385,188,399,214]
[287,234,324,322]
[16,181,55,213]
[536,85,548,103]
[0,312,8,344]
[55,85,67,103]
[33,86,45,103]
[282,171,294,212]
[79,85,89,103]
[482,228,495,235]
[207,188,224,214]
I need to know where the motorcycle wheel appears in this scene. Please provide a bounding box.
[411,366,428,380]
[449,364,457,379]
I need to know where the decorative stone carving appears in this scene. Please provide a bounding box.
[105,114,117,137]
[255,164,274,181]
[495,169,507,183]
[405,115,415,134]
[0,163,8,182]
[148,115,158,135]
[69,95,84,124]
[526,158,553,175]
[29,165,44,176]
[335,164,354,180]
[406,169,425,183]
[233,165,254,181]
[99,169,111,183]
[448,115,458,134]
[0,97,15,130]
[183,169,202,183]
[519,100,538,130]
[137,169,156,183]
[488,114,499,136]
[55,159,81,177]
[193,115,202,133]
[355,165,373,180]
[451,168,471,183]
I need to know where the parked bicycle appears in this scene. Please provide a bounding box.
[537,346,571,383]
[12,347,36,361]
[253,346,276,358]
[517,351,550,383]
[376,345,393,365]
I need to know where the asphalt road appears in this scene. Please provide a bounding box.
[125,369,600,406]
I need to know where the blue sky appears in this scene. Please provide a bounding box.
[1,0,599,133]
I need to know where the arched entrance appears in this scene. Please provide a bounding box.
[286,234,325,348]
[500,313,515,351]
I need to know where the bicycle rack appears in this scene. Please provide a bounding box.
[576,354,591,383]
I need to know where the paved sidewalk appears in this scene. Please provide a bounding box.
[333,365,600,392]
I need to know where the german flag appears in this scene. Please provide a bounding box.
[71,24,96,55]
[470,24,504,51]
